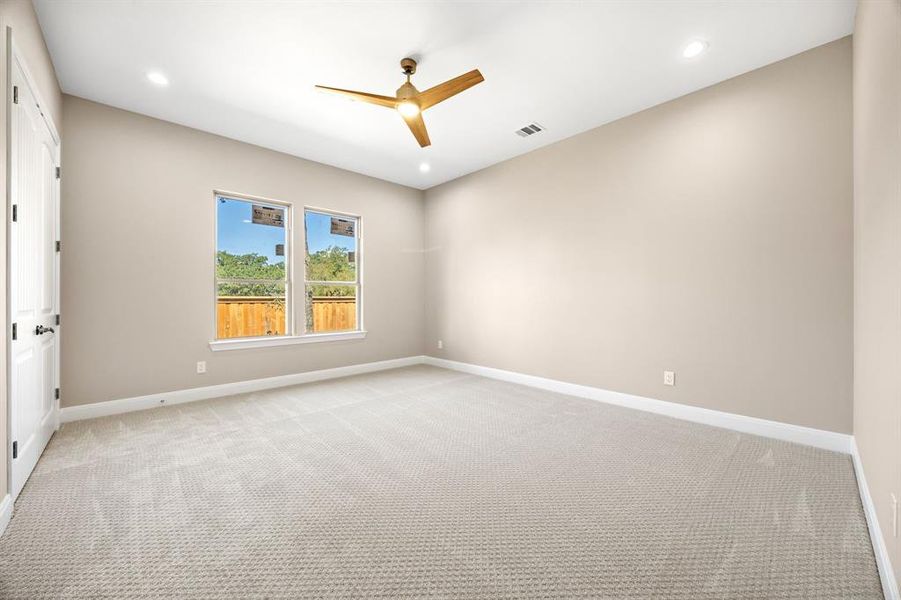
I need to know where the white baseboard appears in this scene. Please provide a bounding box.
[60,356,425,423]
[423,356,852,454]
[852,439,899,600]
[62,353,851,454]
[0,494,11,539]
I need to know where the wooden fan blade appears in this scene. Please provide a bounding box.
[315,85,397,109]
[418,69,484,110]
[401,112,431,147]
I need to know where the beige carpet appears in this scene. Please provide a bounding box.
[0,365,882,599]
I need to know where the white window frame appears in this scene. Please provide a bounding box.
[303,206,363,336]
[209,192,366,351]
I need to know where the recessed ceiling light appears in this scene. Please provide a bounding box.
[146,71,169,86]
[419,163,430,173]
[682,40,708,59]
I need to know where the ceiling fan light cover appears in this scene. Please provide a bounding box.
[397,100,420,117]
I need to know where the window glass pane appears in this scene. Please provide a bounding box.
[304,210,356,282]
[216,196,288,339]
[305,285,357,333]
[217,198,287,281]
[217,282,286,339]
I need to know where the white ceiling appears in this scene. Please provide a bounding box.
[35,1,855,190]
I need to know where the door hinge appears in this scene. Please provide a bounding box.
[12,441,17,459]
[12,86,18,105]
[55,240,61,252]
[11,322,16,341]
[55,314,60,326]
[55,166,60,179]
[12,204,17,222]
[54,387,60,400]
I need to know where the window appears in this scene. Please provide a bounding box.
[304,208,361,333]
[211,194,364,350]
[215,194,290,339]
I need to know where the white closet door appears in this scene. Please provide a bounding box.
[9,51,60,500]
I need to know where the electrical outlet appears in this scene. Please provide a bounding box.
[437,340,444,350]
[196,361,207,374]
[892,494,898,537]
[663,371,675,386]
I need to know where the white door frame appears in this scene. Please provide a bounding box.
[4,28,62,501]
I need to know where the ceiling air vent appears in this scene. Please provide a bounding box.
[515,123,545,137]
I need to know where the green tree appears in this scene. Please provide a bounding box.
[216,248,356,298]
[306,246,356,297]
[216,251,285,296]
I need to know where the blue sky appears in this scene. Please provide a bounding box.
[305,211,356,255]
[217,198,355,264]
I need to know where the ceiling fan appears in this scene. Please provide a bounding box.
[316,58,484,148]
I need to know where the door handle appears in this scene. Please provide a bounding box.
[35,325,55,335]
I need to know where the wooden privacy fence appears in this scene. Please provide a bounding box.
[217,296,356,339]
[311,296,356,333]
[217,296,285,339]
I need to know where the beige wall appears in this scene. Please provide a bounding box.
[0,0,62,501]
[60,96,425,407]
[424,38,853,433]
[853,0,901,584]
[0,0,60,126]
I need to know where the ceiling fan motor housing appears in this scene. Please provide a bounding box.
[400,57,417,75]
[396,81,419,101]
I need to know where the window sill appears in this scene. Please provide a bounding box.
[209,331,367,352]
